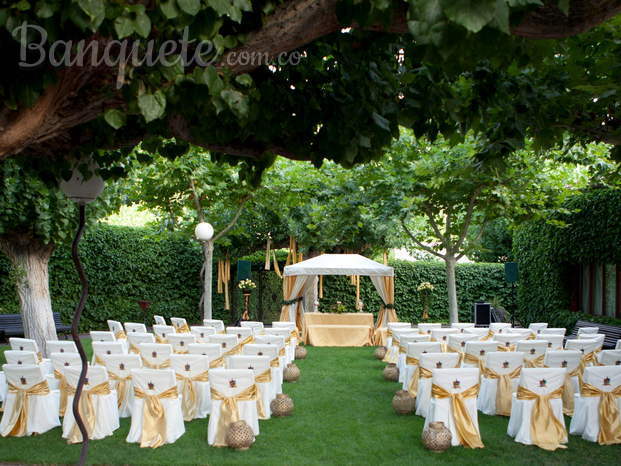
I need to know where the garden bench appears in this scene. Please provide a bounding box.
[0,312,71,341]
[568,319,621,349]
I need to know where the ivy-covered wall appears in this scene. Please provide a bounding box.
[1,224,515,330]
[513,188,621,329]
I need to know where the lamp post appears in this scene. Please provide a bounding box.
[195,222,214,320]
[60,161,104,466]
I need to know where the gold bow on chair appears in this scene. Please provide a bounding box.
[224,345,244,357]
[463,353,484,369]
[446,346,465,366]
[497,344,516,352]
[54,370,71,416]
[176,370,209,421]
[210,384,259,447]
[134,385,179,448]
[141,358,171,370]
[481,330,494,341]
[209,356,225,369]
[1,381,50,437]
[94,354,107,366]
[431,383,484,448]
[561,366,581,415]
[480,365,522,416]
[109,372,132,409]
[115,330,127,340]
[254,369,272,419]
[174,323,191,333]
[173,348,189,354]
[524,354,545,368]
[580,383,621,445]
[516,385,566,451]
[67,381,112,444]
[155,335,168,344]
[408,365,432,397]
[239,335,255,346]
[129,343,141,354]
[270,357,280,368]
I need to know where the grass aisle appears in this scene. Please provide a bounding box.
[0,345,620,464]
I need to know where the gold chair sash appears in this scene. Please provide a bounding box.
[176,370,209,421]
[67,381,112,444]
[133,385,179,448]
[278,347,286,357]
[399,345,407,354]
[94,354,106,366]
[524,354,545,368]
[115,330,127,340]
[463,353,483,369]
[155,335,168,344]
[480,365,522,416]
[405,358,420,396]
[562,367,581,415]
[254,369,272,419]
[408,366,432,396]
[37,352,43,363]
[431,383,484,449]
[480,330,494,341]
[580,383,621,445]
[109,372,132,409]
[516,385,566,451]
[382,346,398,364]
[141,357,171,370]
[210,384,259,447]
[173,348,189,354]
[54,369,71,416]
[209,356,225,368]
[1,380,50,437]
[497,344,516,352]
[270,357,280,368]
[224,344,244,357]
[446,346,465,366]
[174,323,191,333]
[129,343,140,354]
[526,333,537,340]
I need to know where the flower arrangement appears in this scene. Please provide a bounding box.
[417,282,434,320]
[330,301,347,314]
[417,282,435,293]
[238,279,257,293]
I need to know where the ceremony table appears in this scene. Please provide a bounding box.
[303,312,374,347]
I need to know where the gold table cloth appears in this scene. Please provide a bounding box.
[304,313,374,347]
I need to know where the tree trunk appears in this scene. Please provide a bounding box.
[202,240,214,320]
[445,255,459,324]
[0,235,58,356]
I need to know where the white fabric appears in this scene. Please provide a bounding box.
[598,350,621,366]
[167,334,196,354]
[50,352,83,372]
[424,368,481,447]
[397,335,433,382]
[565,338,602,355]
[283,253,393,277]
[124,323,147,334]
[227,355,273,418]
[153,325,176,342]
[493,333,523,350]
[0,371,6,404]
[107,320,125,335]
[463,342,499,367]
[208,369,260,445]
[544,350,582,401]
[187,343,223,361]
[616,340,621,350]
[103,353,142,418]
[0,364,60,436]
[417,323,442,335]
[226,327,253,340]
[528,323,549,334]
[127,332,155,351]
[206,335,239,353]
[203,319,225,332]
[138,343,172,369]
[490,323,512,333]
[92,342,126,365]
[46,340,78,354]
[415,353,461,417]
[570,366,621,442]
[170,354,211,418]
[4,350,38,366]
[402,342,442,391]
[507,368,567,446]
[386,323,412,347]
[243,344,283,395]
[463,328,490,339]
[170,317,189,330]
[191,326,217,343]
[8,338,51,374]
[478,352,524,416]
[578,334,606,348]
[241,321,264,334]
[62,365,119,442]
[90,331,116,342]
[447,334,479,353]
[509,328,534,339]
[544,328,567,336]
[153,315,167,325]
[516,340,548,364]
[264,328,293,363]
[536,334,564,350]
[578,327,599,335]
[126,369,185,446]
[451,323,475,330]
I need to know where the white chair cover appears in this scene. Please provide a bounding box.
[203,319,225,332]
[107,320,128,351]
[153,325,176,343]
[415,353,461,417]
[386,322,412,347]
[264,328,293,363]
[616,340,621,350]
[536,333,564,350]
[565,338,603,357]
[463,341,499,368]
[46,340,78,354]
[153,315,167,325]
[207,334,239,355]
[489,323,512,333]
[462,327,490,339]
[270,322,297,351]
[126,368,185,447]
[90,331,116,342]
[570,365,621,444]
[478,351,524,416]
[493,333,523,351]
[138,343,173,370]
[9,338,51,374]
[241,321,265,335]
[226,327,253,340]
[4,350,38,366]
[507,367,567,449]
[0,371,5,405]
[50,352,82,372]
[167,334,196,354]
[61,365,119,442]
[430,328,460,347]
[599,350,621,366]
[187,343,223,362]
[451,323,475,331]
[124,323,147,334]
[170,354,211,419]
[424,368,482,448]
[243,344,283,394]
[402,342,442,391]
[92,342,126,365]
[579,334,606,348]
[446,334,479,354]
[397,335,434,382]
[543,350,582,414]
[544,328,567,335]
[578,327,599,335]
[227,355,273,419]
[170,317,190,333]
[127,332,155,353]
[528,323,549,334]
[509,329,534,339]
[0,364,60,436]
[103,353,142,418]
[417,323,442,334]
[208,369,259,446]
[516,340,548,367]
[191,326,217,343]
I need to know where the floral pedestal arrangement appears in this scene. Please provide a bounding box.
[238,279,256,320]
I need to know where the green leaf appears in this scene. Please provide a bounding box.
[159,0,179,18]
[442,0,496,33]
[138,91,166,123]
[133,12,151,38]
[208,0,232,16]
[203,66,224,95]
[78,0,105,28]
[220,89,249,118]
[103,109,126,129]
[490,0,510,34]
[557,0,569,15]
[371,112,390,131]
[114,16,134,39]
[35,1,55,18]
[177,0,201,15]
[235,74,253,87]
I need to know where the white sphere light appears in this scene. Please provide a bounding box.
[60,162,105,205]
[195,222,214,241]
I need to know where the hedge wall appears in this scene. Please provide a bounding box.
[513,188,621,329]
[0,224,515,330]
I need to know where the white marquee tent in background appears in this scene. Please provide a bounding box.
[279,254,398,342]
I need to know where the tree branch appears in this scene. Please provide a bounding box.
[456,217,489,261]
[213,195,252,242]
[400,216,446,259]
[421,204,446,249]
[453,186,484,254]
[189,178,205,223]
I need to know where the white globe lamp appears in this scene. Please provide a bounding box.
[60,162,105,205]
[195,222,214,241]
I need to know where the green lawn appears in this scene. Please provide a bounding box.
[0,344,620,465]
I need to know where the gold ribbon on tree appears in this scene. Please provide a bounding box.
[108,372,132,409]
[133,385,179,448]
[217,257,231,310]
[1,381,50,437]
[480,365,522,416]
[431,383,484,448]
[176,370,209,421]
[516,385,566,451]
[54,370,71,416]
[580,382,621,445]
[210,384,259,447]
[67,381,112,444]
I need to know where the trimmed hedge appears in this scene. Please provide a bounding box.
[0,224,516,330]
[513,188,621,329]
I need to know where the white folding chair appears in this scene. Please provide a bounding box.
[241,321,265,335]
[208,369,259,446]
[451,323,475,332]
[493,333,523,351]
[154,315,167,326]
[153,324,176,343]
[489,323,512,334]
[227,355,273,419]
[46,340,78,354]
[516,340,548,367]
[402,342,442,393]
[565,338,602,367]
[124,322,147,334]
[49,352,82,413]
[107,320,126,340]
[126,368,185,447]
[8,338,51,374]
[168,334,196,354]
[264,328,293,363]
[4,350,39,366]
[170,354,211,420]
[570,365,621,445]
[424,368,483,448]
[446,334,479,359]
[138,343,173,370]
[415,353,461,417]
[507,368,567,450]
[577,327,599,336]
[478,352,524,416]
[90,331,116,343]
[207,334,239,356]
[171,317,190,333]
[92,341,125,365]
[61,365,119,443]
[544,328,567,336]
[191,326,217,343]
[187,343,223,365]
[203,319,225,333]
[417,323,442,335]
[598,349,621,366]
[463,341,499,368]
[430,328,460,351]
[0,364,60,436]
[536,333,564,350]
[397,334,432,383]
[528,323,548,334]
[243,344,283,394]
[386,322,412,347]
[127,332,155,354]
[102,353,142,418]
[463,328,491,339]
[544,350,583,415]
[226,326,254,343]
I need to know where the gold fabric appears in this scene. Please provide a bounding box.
[1,380,50,437]
[446,346,465,366]
[173,323,191,333]
[497,344,516,352]
[481,330,494,341]
[239,335,254,346]
[431,383,484,449]
[223,344,243,357]
[270,357,280,368]
[254,369,272,419]
[304,313,374,346]
[408,366,433,396]
[94,354,106,366]
[560,367,581,415]
[209,356,225,369]
[516,385,566,451]
[405,357,420,396]
[173,348,189,354]
[210,384,259,447]
[463,353,483,369]
[524,354,545,368]
[133,385,179,448]
[480,365,522,416]
[176,370,209,421]
[155,335,168,344]
[115,330,127,340]
[67,381,112,444]
[108,372,131,409]
[129,343,140,354]
[141,357,171,370]
[54,369,70,416]
[580,383,621,445]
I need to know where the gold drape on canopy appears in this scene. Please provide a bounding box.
[210,384,259,447]
[133,386,179,448]
[431,383,484,448]
[279,237,304,338]
[1,381,50,437]
[516,385,566,451]
[580,383,621,445]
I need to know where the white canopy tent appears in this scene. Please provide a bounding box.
[279,254,398,342]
